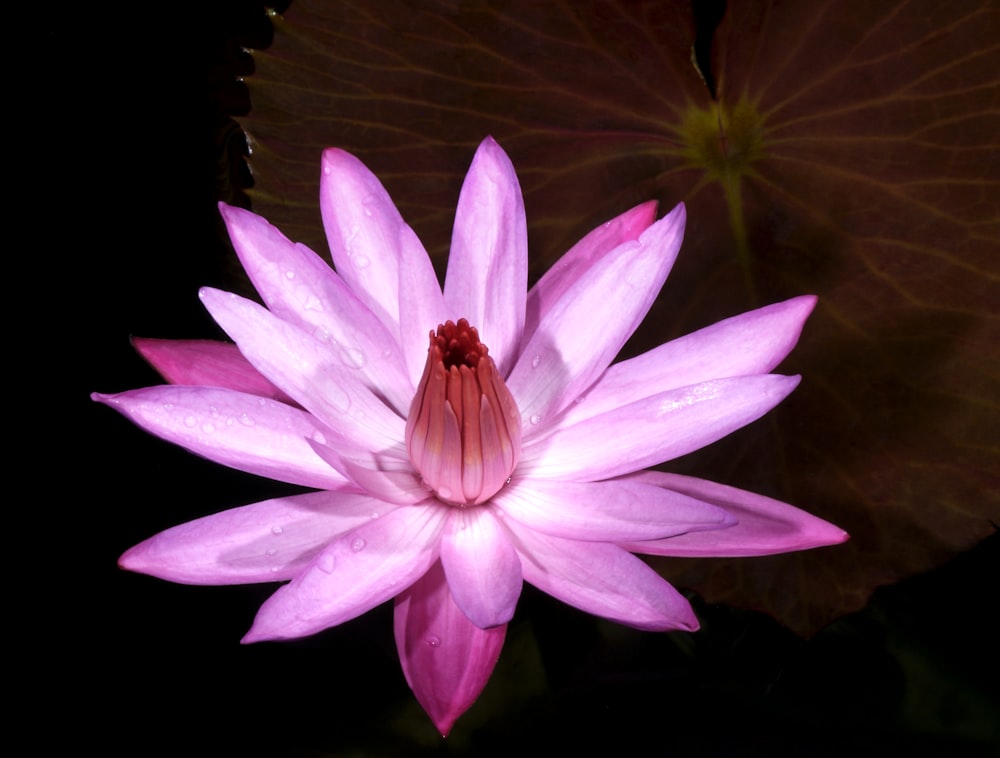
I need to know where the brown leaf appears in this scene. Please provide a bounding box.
[242,0,1000,634]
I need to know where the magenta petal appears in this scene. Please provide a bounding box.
[319,148,426,335]
[440,508,522,628]
[493,478,734,542]
[523,200,658,343]
[242,505,447,642]
[507,203,685,427]
[395,562,506,737]
[119,490,399,584]
[218,203,414,414]
[444,137,527,377]
[93,386,349,489]
[563,296,818,422]
[504,519,699,632]
[132,337,294,403]
[619,471,849,556]
[199,287,406,451]
[521,374,800,481]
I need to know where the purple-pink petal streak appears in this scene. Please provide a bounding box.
[395,562,506,737]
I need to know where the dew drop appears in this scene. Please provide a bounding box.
[201,422,216,434]
[323,164,332,175]
[271,525,284,535]
[531,354,540,368]
[184,415,197,428]
[162,403,173,411]
[284,269,296,280]
[317,553,336,573]
[225,417,235,426]
[425,635,441,648]
[351,537,367,552]
[266,548,277,556]
[339,346,366,369]
[352,254,371,269]
[312,430,328,445]
[529,414,541,425]
[209,406,220,418]
[239,413,255,426]
[369,511,380,520]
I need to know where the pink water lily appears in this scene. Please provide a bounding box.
[96,137,846,735]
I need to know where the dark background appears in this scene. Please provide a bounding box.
[37,1,998,755]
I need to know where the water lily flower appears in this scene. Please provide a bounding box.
[96,137,847,735]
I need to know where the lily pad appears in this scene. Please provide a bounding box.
[239,0,999,635]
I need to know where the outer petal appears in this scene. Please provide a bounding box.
[619,471,849,556]
[523,200,658,344]
[440,507,522,628]
[219,203,414,413]
[200,288,405,452]
[242,505,447,642]
[132,337,294,402]
[395,562,506,737]
[506,204,685,429]
[319,148,433,336]
[444,137,527,376]
[492,478,734,542]
[118,490,398,584]
[563,296,817,422]
[93,386,349,489]
[503,519,699,632]
[520,374,800,481]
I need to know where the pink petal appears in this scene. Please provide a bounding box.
[319,148,431,336]
[492,477,734,542]
[561,296,818,423]
[92,386,349,489]
[503,519,699,632]
[199,288,406,452]
[119,490,398,584]
[219,203,414,414]
[506,203,685,428]
[520,374,800,481]
[619,471,849,556]
[444,137,528,376]
[397,223,449,388]
[242,505,447,642]
[440,507,522,628]
[523,200,658,343]
[395,562,506,737]
[132,337,294,402]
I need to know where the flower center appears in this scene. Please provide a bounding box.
[405,319,522,506]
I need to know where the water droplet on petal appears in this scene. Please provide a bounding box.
[529,414,541,425]
[162,403,173,411]
[351,537,366,552]
[201,422,215,434]
[339,346,366,369]
[352,254,370,269]
[370,511,380,520]
[285,269,296,280]
[266,548,277,557]
[317,553,336,573]
[184,415,197,428]
[271,525,284,535]
[239,413,255,426]
[531,354,540,368]
[425,635,441,648]
[312,430,327,445]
